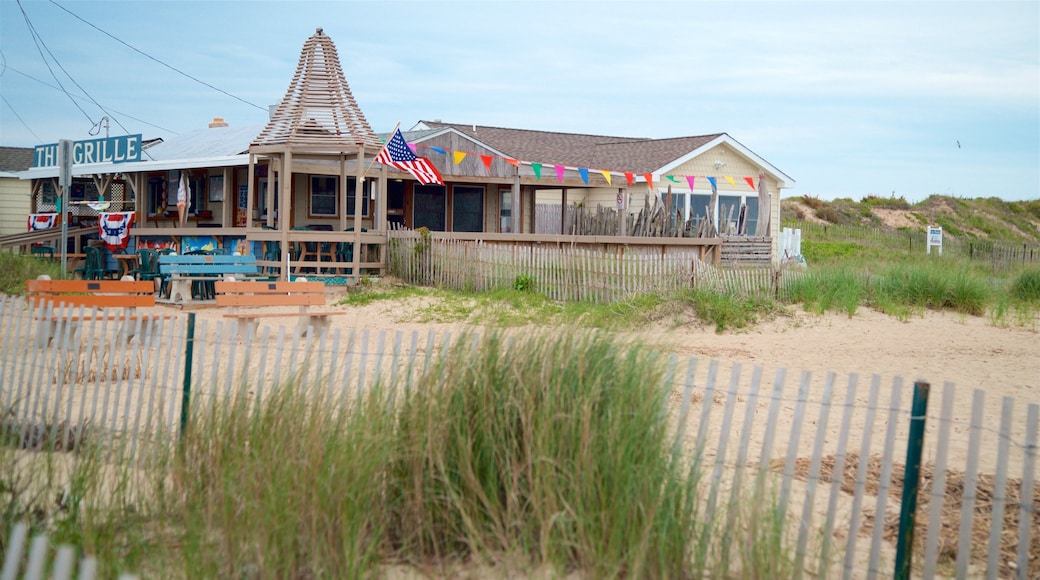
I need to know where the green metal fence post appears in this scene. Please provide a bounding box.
[179,313,196,442]
[894,380,930,579]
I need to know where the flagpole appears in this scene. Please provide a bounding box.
[359,121,400,181]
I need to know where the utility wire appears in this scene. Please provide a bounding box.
[1,95,43,143]
[49,0,268,112]
[8,66,178,135]
[16,0,138,147]
[15,0,95,124]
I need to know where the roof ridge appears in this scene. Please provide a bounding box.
[421,120,723,143]
[253,28,381,149]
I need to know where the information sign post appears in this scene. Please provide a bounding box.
[926,226,943,256]
[57,139,73,273]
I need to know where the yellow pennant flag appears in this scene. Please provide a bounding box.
[453,151,467,165]
[599,170,612,185]
[724,176,736,187]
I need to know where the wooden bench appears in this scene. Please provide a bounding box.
[215,280,344,338]
[25,278,173,347]
[159,254,268,305]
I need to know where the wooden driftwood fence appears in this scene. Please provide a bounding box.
[1,296,1036,578]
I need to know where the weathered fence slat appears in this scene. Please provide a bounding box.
[1017,403,1039,579]
[985,396,1014,580]
[955,388,986,579]
[922,381,956,579]
[868,377,905,579]
[818,373,858,578]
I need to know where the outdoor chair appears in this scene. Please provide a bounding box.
[72,246,106,280]
[30,245,55,262]
[335,226,367,275]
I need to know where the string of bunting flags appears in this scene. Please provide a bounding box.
[396,139,762,191]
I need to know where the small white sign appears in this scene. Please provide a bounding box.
[927,226,943,255]
[616,191,625,210]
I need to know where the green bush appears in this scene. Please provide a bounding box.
[512,273,534,292]
[1010,268,1040,302]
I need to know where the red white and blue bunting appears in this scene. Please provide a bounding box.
[27,213,58,232]
[98,212,135,252]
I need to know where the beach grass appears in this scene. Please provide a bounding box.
[3,329,804,578]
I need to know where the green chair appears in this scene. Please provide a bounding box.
[73,246,106,280]
[335,227,367,275]
[184,249,217,300]
[157,248,176,298]
[30,245,55,262]
[131,249,158,279]
[263,240,283,274]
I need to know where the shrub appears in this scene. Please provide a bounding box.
[512,273,534,292]
[1010,268,1040,302]
[814,205,841,223]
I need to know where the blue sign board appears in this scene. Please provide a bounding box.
[33,134,143,168]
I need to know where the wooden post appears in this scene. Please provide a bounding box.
[894,380,930,580]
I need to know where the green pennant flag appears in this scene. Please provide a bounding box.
[532,163,542,180]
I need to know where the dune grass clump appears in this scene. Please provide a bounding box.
[91,331,705,577]
[1009,267,1040,302]
[386,331,699,577]
[782,265,866,316]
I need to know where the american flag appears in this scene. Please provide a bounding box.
[375,128,444,185]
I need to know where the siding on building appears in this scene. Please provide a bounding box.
[0,147,35,235]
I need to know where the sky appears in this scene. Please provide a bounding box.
[1,0,1037,202]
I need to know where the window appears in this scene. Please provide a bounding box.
[413,184,446,231]
[188,174,204,214]
[499,187,513,233]
[743,196,759,235]
[310,176,338,217]
[40,180,58,208]
[345,177,370,217]
[258,178,279,218]
[452,186,484,232]
[689,194,712,225]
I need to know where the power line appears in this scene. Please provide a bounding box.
[49,0,268,112]
[15,0,95,124]
[7,67,179,135]
[1,95,43,143]
[15,0,147,145]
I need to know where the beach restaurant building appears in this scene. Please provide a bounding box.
[17,28,794,279]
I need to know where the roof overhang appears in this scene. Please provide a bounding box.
[19,154,248,180]
[654,134,795,189]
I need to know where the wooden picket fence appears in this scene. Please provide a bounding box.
[1,522,137,580]
[1,296,1037,578]
[388,236,700,302]
[786,220,1040,268]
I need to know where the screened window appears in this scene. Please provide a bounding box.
[499,187,512,232]
[310,176,338,217]
[413,184,446,231]
[452,185,484,232]
[345,177,370,217]
[258,178,279,218]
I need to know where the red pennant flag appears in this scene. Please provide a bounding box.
[643,173,653,190]
[744,176,756,190]
[624,172,634,187]
[504,157,520,167]
[480,155,493,172]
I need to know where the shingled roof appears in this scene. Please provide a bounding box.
[0,147,35,174]
[417,121,722,174]
[253,28,382,150]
